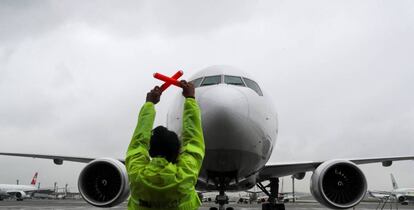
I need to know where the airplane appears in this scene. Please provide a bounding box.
[368,173,414,205]
[1,65,414,210]
[0,172,39,201]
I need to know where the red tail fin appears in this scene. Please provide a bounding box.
[30,172,38,185]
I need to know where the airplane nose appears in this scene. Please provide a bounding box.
[197,85,268,178]
[198,85,249,119]
[197,85,250,149]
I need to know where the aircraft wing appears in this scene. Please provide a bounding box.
[279,192,309,200]
[367,190,392,199]
[0,152,125,164]
[258,155,414,181]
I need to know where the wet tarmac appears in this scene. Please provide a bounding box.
[0,199,411,210]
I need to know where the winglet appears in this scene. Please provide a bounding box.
[31,172,38,185]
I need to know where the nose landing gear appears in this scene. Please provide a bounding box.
[208,190,231,210]
[207,170,239,210]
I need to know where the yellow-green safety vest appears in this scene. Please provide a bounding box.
[126,98,205,210]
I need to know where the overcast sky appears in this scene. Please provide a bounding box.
[0,0,413,193]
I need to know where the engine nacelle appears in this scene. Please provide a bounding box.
[15,191,26,199]
[78,158,130,207]
[310,160,367,209]
[398,195,407,202]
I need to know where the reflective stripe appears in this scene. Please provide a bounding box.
[138,199,180,208]
[131,196,180,209]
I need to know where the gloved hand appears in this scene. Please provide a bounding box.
[146,86,162,104]
[180,80,195,98]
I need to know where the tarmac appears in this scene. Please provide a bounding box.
[0,200,411,210]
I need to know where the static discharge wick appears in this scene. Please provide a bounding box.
[153,70,184,92]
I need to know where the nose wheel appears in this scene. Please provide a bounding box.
[209,207,234,210]
[262,203,285,210]
[209,208,234,210]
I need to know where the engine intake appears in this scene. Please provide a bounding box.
[15,191,26,199]
[78,158,129,207]
[310,160,367,209]
[398,195,406,202]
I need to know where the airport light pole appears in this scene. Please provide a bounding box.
[291,176,295,203]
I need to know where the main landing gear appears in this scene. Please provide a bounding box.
[257,178,285,210]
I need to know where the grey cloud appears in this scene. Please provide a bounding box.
[0,93,55,128]
[0,0,65,44]
[0,47,15,64]
[0,0,259,45]
[52,63,75,88]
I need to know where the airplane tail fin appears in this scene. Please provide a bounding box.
[30,172,38,186]
[390,173,398,190]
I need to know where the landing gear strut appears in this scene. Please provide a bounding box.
[208,171,238,210]
[209,190,234,210]
[257,178,285,210]
[216,190,228,210]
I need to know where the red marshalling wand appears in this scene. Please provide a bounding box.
[153,70,184,92]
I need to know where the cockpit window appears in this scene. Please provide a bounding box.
[190,77,203,87]
[201,75,221,86]
[224,75,245,86]
[243,77,263,96]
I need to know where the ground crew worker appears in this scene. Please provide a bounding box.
[126,80,205,210]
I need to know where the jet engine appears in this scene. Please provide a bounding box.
[398,195,406,202]
[310,160,367,209]
[15,191,26,200]
[78,158,130,207]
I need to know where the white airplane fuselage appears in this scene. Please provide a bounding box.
[0,184,36,191]
[0,184,36,192]
[0,184,36,199]
[167,66,278,191]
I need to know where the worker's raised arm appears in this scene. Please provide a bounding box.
[126,87,161,178]
[178,81,205,181]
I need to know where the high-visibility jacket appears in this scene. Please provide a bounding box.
[126,98,205,210]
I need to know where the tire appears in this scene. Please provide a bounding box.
[262,202,286,210]
[276,203,285,210]
[262,203,271,210]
